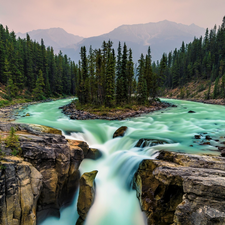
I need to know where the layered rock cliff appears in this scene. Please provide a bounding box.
[134,150,225,225]
[0,122,93,225]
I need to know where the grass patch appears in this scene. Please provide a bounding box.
[72,99,156,117]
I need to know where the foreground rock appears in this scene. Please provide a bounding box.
[0,122,96,225]
[134,150,225,225]
[135,138,171,147]
[0,157,42,225]
[113,126,128,138]
[77,170,98,224]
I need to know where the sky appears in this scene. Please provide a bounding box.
[0,0,225,37]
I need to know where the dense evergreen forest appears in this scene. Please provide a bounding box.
[0,24,77,100]
[77,41,159,107]
[0,24,158,106]
[3,16,225,106]
[155,16,225,99]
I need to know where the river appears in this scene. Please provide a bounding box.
[16,98,225,225]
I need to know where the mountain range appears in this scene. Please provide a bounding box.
[16,20,205,62]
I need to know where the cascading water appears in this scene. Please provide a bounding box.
[16,98,225,225]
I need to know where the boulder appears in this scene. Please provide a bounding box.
[188,110,196,113]
[134,150,225,225]
[67,139,89,157]
[113,126,128,138]
[194,135,201,139]
[135,138,169,147]
[77,170,98,222]
[86,148,102,160]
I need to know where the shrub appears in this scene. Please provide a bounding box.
[5,127,21,156]
[197,84,205,92]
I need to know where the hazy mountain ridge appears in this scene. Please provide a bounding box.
[17,21,205,62]
[16,27,83,52]
[62,20,205,62]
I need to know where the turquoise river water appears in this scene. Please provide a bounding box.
[15,98,225,225]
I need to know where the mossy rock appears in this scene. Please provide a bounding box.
[113,126,128,138]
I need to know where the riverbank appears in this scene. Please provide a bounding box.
[163,96,225,105]
[0,97,75,122]
[60,101,172,120]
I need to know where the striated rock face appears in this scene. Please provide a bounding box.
[0,122,93,224]
[77,170,98,223]
[134,150,225,225]
[20,133,75,210]
[0,156,42,225]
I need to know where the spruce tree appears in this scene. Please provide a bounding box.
[213,77,219,99]
[116,42,122,104]
[4,59,16,98]
[121,43,128,102]
[32,70,45,100]
[137,54,147,104]
[105,51,115,107]
[127,48,134,102]
[144,46,153,98]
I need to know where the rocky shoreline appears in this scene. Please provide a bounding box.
[163,96,225,106]
[134,150,225,225]
[1,99,225,225]
[60,101,173,120]
[0,97,74,123]
[0,122,98,225]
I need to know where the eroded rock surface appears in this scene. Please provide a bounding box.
[113,126,128,138]
[77,170,98,224]
[0,122,94,225]
[0,157,42,225]
[134,150,225,225]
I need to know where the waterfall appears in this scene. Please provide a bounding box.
[16,98,225,225]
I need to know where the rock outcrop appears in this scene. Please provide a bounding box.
[77,170,98,224]
[134,150,225,225]
[135,138,170,147]
[0,122,95,225]
[0,156,42,225]
[113,126,128,138]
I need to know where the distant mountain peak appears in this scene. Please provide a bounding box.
[16,21,205,63]
[16,28,84,50]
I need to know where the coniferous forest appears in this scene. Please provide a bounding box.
[0,24,159,107]
[154,16,225,99]
[77,41,159,107]
[1,16,225,106]
[0,24,77,101]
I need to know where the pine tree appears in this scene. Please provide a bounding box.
[116,42,122,104]
[127,48,134,102]
[221,74,225,98]
[0,34,5,83]
[105,51,115,107]
[32,70,45,100]
[88,46,95,102]
[137,54,147,104]
[80,46,89,103]
[144,46,153,97]
[213,77,219,99]
[4,59,16,98]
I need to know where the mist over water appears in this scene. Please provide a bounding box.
[16,98,225,225]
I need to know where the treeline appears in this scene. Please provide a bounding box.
[77,41,159,107]
[0,24,77,100]
[155,16,225,98]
